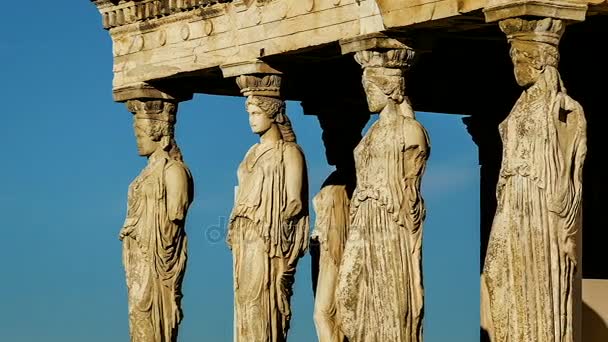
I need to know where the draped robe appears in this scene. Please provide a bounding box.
[336,113,430,342]
[123,154,193,342]
[228,140,309,342]
[312,171,352,342]
[481,68,587,342]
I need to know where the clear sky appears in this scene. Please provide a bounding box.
[0,2,480,341]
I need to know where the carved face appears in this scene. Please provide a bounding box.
[134,120,159,157]
[247,103,274,135]
[362,75,389,113]
[510,41,543,87]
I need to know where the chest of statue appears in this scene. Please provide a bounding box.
[499,89,551,179]
[354,120,403,188]
[236,143,284,208]
[127,160,164,219]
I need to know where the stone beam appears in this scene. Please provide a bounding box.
[374,0,487,28]
[113,83,193,102]
[220,60,282,78]
[340,32,410,55]
[95,0,376,95]
[484,0,588,22]
[587,0,608,14]
[88,0,501,99]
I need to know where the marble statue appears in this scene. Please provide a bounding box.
[119,99,194,342]
[228,74,310,342]
[481,18,587,342]
[312,111,367,342]
[336,48,431,342]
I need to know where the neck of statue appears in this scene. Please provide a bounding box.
[379,98,416,120]
[148,148,169,163]
[259,124,282,145]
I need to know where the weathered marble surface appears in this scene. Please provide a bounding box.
[120,99,194,342]
[484,0,589,22]
[481,17,587,342]
[228,74,309,342]
[336,47,430,342]
[88,0,499,93]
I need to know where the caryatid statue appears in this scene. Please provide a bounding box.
[119,99,194,342]
[481,18,587,342]
[228,74,310,342]
[336,47,431,342]
[311,108,368,342]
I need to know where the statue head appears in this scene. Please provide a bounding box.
[127,100,183,160]
[355,49,414,113]
[246,96,282,134]
[361,68,405,112]
[246,95,296,142]
[500,18,564,87]
[133,118,171,156]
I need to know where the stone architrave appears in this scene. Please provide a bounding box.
[228,74,310,342]
[481,18,587,342]
[335,47,431,342]
[120,99,194,342]
[310,106,368,342]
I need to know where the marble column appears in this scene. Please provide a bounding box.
[118,88,194,342]
[480,17,587,342]
[227,72,310,342]
[336,37,431,342]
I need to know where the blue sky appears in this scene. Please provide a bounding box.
[0,2,480,341]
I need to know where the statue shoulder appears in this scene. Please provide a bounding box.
[401,117,430,150]
[561,93,585,115]
[164,160,192,187]
[244,144,258,156]
[283,141,305,160]
[557,92,587,131]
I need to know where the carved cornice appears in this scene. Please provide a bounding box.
[127,99,178,123]
[113,83,193,102]
[236,74,282,97]
[340,33,411,55]
[484,0,588,22]
[220,60,282,78]
[90,0,234,29]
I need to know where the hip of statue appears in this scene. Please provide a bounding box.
[496,172,547,215]
[228,215,268,248]
[352,186,391,208]
[499,164,544,189]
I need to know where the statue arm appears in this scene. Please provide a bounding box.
[399,119,430,231]
[165,163,192,222]
[284,145,305,220]
[402,120,430,178]
[119,208,138,241]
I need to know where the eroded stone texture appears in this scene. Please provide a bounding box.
[120,99,194,342]
[310,106,368,342]
[484,0,588,22]
[228,74,310,342]
[481,18,587,342]
[89,0,497,91]
[335,47,431,342]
